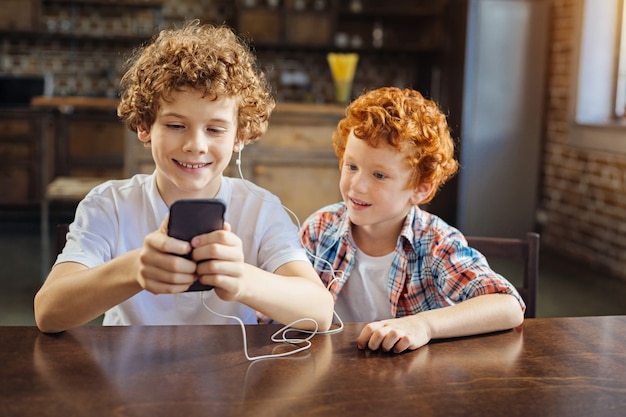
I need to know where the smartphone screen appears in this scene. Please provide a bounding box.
[167,198,226,291]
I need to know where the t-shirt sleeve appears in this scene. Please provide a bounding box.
[54,190,118,269]
[253,198,310,273]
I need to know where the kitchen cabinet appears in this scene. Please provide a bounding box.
[0,0,165,98]
[53,111,125,178]
[240,103,344,222]
[0,0,164,39]
[236,0,445,52]
[0,110,48,206]
[31,96,125,180]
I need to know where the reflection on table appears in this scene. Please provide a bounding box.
[1,316,625,417]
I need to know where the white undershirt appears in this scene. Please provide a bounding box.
[333,248,396,323]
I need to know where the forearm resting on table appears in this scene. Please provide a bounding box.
[34,251,142,333]
[236,263,334,332]
[419,293,524,340]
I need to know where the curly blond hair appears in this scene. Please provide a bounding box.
[117,20,275,144]
[332,87,458,204]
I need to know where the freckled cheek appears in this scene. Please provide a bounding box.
[339,175,351,197]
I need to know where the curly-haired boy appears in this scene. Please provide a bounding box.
[300,87,524,353]
[35,21,333,333]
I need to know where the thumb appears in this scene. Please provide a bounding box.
[160,214,170,234]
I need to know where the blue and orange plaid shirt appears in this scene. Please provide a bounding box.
[299,203,525,318]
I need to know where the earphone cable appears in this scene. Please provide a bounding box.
[199,148,348,361]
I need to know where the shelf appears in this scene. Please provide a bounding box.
[251,42,442,54]
[337,6,445,18]
[0,30,155,43]
[335,0,445,14]
[38,0,163,41]
[42,0,163,7]
[237,0,446,53]
[31,96,118,111]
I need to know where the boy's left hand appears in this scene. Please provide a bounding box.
[190,222,246,300]
[357,316,432,353]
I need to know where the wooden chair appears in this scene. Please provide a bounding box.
[466,232,540,318]
[41,119,146,278]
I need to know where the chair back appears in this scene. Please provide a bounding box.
[465,232,539,318]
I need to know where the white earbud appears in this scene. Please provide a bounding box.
[236,142,243,165]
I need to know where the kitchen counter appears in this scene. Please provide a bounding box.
[30,96,347,116]
[30,96,119,111]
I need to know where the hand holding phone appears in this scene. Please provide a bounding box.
[167,198,226,291]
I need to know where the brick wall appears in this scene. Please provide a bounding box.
[541,0,626,281]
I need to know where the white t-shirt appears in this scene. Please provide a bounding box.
[56,174,308,326]
[333,248,396,323]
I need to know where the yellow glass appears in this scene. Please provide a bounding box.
[327,53,359,105]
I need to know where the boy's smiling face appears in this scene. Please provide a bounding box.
[137,88,240,206]
[340,131,433,236]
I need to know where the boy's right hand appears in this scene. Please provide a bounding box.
[137,217,198,294]
[357,316,432,353]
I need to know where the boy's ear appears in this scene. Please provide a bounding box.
[410,182,436,205]
[137,125,151,143]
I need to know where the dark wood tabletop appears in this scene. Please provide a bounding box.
[1,316,625,417]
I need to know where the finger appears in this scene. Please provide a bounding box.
[160,215,170,234]
[356,322,385,350]
[146,230,191,257]
[191,228,238,248]
[380,328,405,352]
[191,234,244,265]
[140,243,197,274]
[196,258,244,278]
[391,336,415,354]
[142,277,195,294]
[139,250,197,279]
[196,262,246,300]
[193,243,244,266]
[210,274,244,301]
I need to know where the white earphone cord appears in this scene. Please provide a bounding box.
[199,148,344,361]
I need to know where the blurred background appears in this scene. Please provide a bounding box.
[1,0,626,324]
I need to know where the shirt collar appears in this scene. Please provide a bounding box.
[333,202,421,252]
[336,203,352,239]
[399,206,420,252]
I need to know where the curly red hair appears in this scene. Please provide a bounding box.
[333,87,458,203]
[117,20,275,144]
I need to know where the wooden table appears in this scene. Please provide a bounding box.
[1,316,625,417]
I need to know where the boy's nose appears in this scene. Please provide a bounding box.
[182,130,208,153]
[351,172,368,193]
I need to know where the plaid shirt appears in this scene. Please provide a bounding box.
[299,203,525,318]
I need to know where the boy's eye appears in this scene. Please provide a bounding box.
[374,172,386,179]
[346,163,358,171]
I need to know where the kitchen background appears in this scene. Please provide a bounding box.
[0,0,419,104]
[1,0,626,324]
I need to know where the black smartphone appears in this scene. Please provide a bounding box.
[167,198,226,292]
